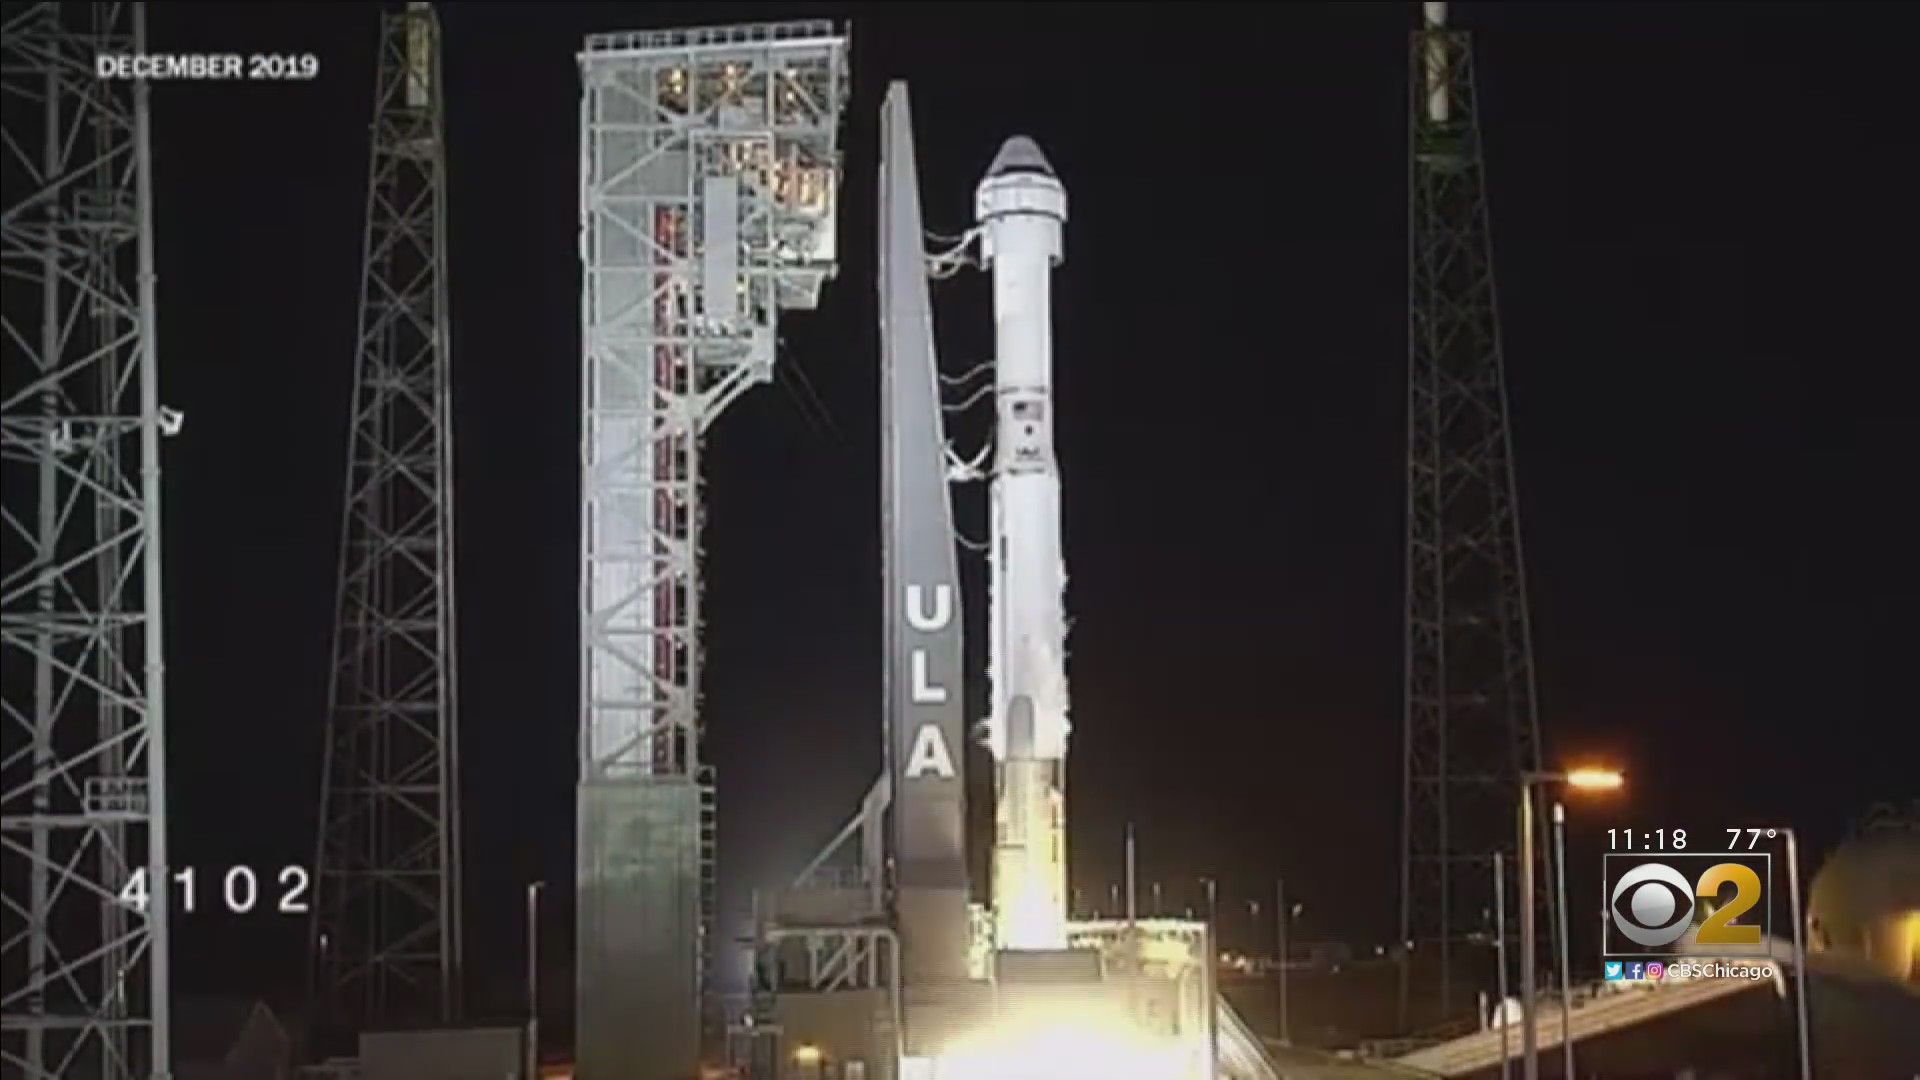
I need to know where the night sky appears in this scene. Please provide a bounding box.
[143,2,1915,1013]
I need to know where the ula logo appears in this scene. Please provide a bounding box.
[1608,858,1766,949]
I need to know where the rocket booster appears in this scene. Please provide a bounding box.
[977,136,1070,952]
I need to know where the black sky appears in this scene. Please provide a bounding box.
[141,2,1916,1011]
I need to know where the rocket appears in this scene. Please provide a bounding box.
[976,136,1071,952]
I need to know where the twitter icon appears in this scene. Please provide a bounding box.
[1603,962,1623,980]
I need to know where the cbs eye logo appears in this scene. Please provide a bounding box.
[1610,862,1764,948]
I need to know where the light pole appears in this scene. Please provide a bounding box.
[1493,851,1511,1080]
[1518,780,1539,1080]
[1552,802,1572,1080]
[1126,824,1139,926]
[1519,768,1623,1080]
[526,881,543,1080]
[1777,826,1812,1080]
[1273,879,1302,1045]
[1202,876,1219,1077]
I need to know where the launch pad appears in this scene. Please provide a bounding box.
[742,906,1221,1080]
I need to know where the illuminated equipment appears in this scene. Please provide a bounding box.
[974,136,1072,953]
[573,21,849,1080]
[0,4,173,1077]
[311,2,463,1042]
[1399,0,1556,1029]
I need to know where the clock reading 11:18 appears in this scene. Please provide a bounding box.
[1609,829,1688,850]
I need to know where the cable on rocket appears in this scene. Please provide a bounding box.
[925,227,981,279]
[944,440,991,482]
[941,381,993,414]
[939,359,995,386]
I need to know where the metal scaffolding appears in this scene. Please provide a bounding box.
[0,3,174,1078]
[1399,3,1551,1030]
[574,21,847,1080]
[310,1,462,1040]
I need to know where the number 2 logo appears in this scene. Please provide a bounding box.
[1610,861,1762,947]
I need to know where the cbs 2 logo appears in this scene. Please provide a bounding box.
[1610,862,1763,947]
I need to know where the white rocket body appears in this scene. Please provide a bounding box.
[976,137,1070,952]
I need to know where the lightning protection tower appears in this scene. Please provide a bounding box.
[574,22,847,1080]
[1,3,174,1078]
[310,1,462,1040]
[1399,0,1552,1030]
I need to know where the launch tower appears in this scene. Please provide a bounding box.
[573,22,848,1080]
[1399,1,1552,1029]
[0,4,174,1077]
[311,1,463,1038]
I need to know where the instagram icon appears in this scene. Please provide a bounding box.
[1646,961,1666,981]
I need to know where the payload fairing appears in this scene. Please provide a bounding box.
[977,137,1072,953]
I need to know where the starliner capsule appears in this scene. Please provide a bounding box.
[976,136,1071,952]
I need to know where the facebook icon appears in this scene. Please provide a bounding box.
[1626,961,1646,981]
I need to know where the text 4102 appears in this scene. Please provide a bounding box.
[118,865,310,915]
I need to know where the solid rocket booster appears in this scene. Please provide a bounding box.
[977,136,1070,952]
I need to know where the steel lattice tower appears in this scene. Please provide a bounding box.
[1,4,174,1078]
[310,1,461,1038]
[1398,2,1551,1028]
[574,23,847,1080]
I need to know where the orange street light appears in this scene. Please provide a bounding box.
[1518,765,1625,1080]
[1564,767,1625,791]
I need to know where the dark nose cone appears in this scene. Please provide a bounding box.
[987,136,1054,178]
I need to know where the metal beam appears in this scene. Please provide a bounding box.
[574,23,848,1078]
[1399,6,1554,1030]
[311,1,462,1042]
[1,5,174,1077]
